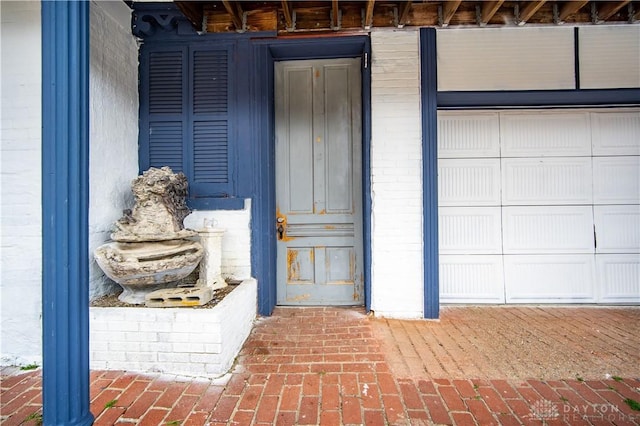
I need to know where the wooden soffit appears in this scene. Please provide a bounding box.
[174,1,640,34]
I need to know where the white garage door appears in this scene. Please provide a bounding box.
[438,108,640,304]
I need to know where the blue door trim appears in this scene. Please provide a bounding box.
[419,28,440,319]
[41,2,93,425]
[250,36,372,315]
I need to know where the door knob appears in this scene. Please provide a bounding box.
[277,217,285,240]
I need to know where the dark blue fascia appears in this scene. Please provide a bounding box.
[267,36,368,60]
[249,35,372,316]
[420,28,440,319]
[438,89,640,109]
[41,2,94,425]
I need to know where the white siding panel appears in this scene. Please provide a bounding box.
[440,255,505,303]
[438,159,501,206]
[591,110,640,156]
[437,27,575,91]
[500,112,591,157]
[579,26,640,89]
[503,206,594,254]
[439,207,502,254]
[594,205,640,253]
[593,157,640,204]
[504,255,596,302]
[502,158,593,205]
[596,255,640,303]
[438,112,500,158]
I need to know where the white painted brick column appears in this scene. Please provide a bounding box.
[0,1,43,366]
[88,0,140,299]
[369,30,424,318]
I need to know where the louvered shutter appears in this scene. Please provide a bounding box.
[189,48,233,197]
[140,45,236,203]
[143,49,187,173]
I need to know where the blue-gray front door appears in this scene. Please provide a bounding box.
[275,58,364,305]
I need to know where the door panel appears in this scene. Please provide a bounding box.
[275,58,363,305]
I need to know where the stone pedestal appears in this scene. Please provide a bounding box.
[197,227,226,290]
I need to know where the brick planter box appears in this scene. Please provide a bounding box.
[89,278,257,377]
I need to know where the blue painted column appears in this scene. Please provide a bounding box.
[420,28,440,319]
[41,1,93,425]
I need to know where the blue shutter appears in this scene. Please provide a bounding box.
[193,50,228,114]
[149,121,183,172]
[140,48,187,173]
[149,51,183,114]
[193,121,228,182]
[189,48,233,197]
[140,44,239,207]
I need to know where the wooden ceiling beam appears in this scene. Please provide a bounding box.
[175,1,204,31]
[479,0,504,25]
[221,0,244,31]
[518,0,547,24]
[363,0,375,29]
[331,0,340,29]
[441,0,462,26]
[596,0,631,21]
[559,0,589,20]
[281,0,295,30]
[397,1,412,28]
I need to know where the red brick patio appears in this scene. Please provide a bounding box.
[2,306,639,425]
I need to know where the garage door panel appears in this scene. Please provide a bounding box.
[439,207,502,254]
[594,205,640,253]
[504,255,596,303]
[593,157,640,204]
[500,112,591,157]
[503,206,594,254]
[591,111,640,156]
[438,112,500,158]
[439,159,501,206]
[596,254,640,303]
[502,157,593,205]
[439,109,638,305]
[440,255,505,303]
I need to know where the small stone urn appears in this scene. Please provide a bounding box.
[94,167,204,304]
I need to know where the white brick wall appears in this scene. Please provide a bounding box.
[369,30,424,318]
[184,200,252,280]
[90,278,257,377]
[88,0,140,298]
[0,1,43,366]
[0,0,139,365]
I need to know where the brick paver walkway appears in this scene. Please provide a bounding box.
[2,307,639,425]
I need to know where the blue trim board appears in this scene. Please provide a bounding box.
[250,42,277,315]
[420,28,440,319]
[361,37,372,312]
[250,35,372,315]
[574,27,580,90]
[438,89,640,109]
[41,2,94,425]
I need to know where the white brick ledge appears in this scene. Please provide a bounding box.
[90,278,257,378]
